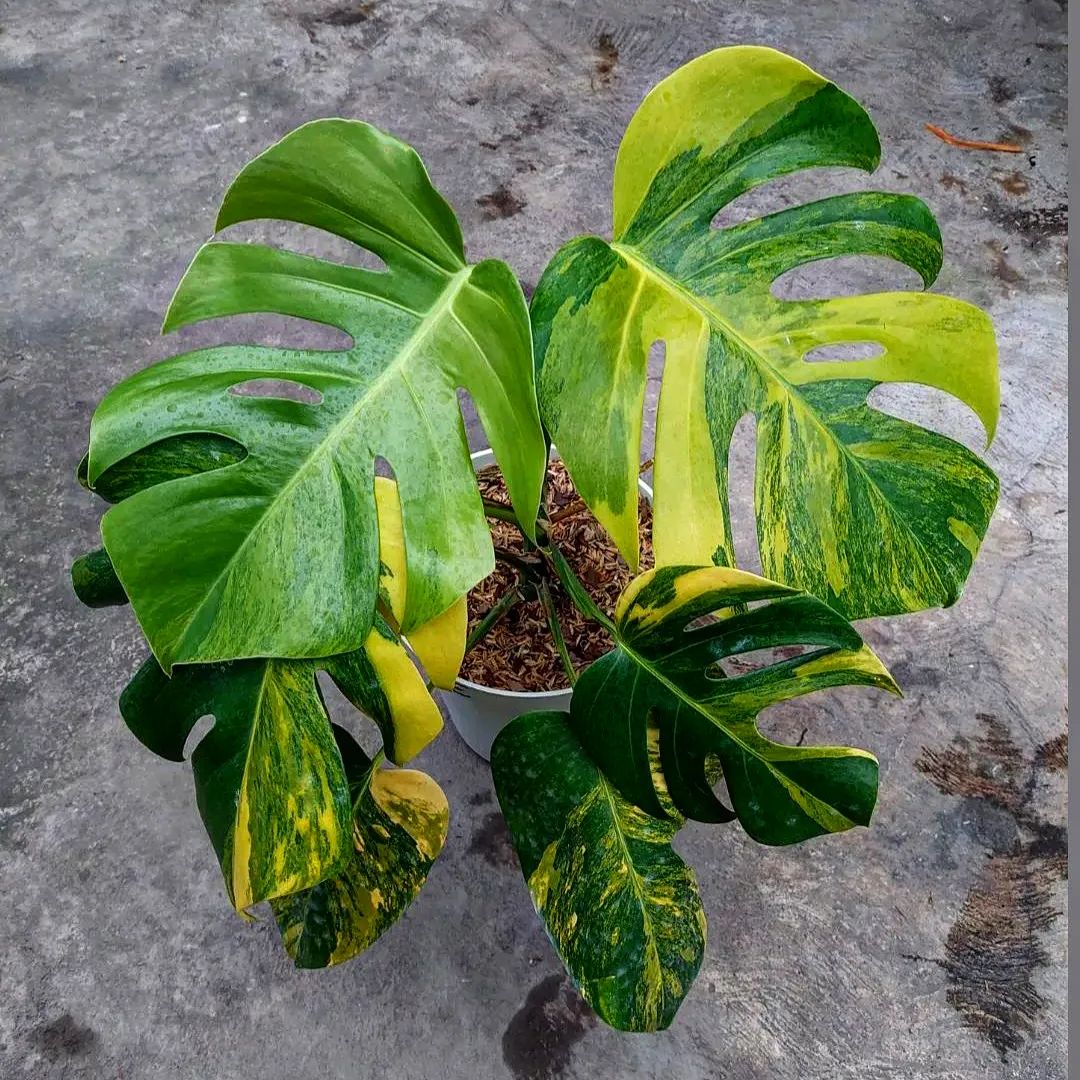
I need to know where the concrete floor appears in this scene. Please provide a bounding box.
[0,1,1067,1077]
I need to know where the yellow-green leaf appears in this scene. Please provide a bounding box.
[119,610,443,910]
[532,46,999,620]
[120,656,353,911]
[86,119,545,672]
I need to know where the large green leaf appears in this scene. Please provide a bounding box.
[85,118,546,672]
[571,564,899,846]
[272,726,449,969]
[492,710,705,1032]
[532,45,999,620]
[120,609,443,911]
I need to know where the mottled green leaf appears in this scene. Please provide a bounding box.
[533,46,999,620]
[572,564,899,845]
[492,710,705,1032]
[120,603,443,910]
[85,119,546,672]
[272,726,449,969]
[121,654,353,910]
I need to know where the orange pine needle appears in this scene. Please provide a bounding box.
[925,123,1023,153]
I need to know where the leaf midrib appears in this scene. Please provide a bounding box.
[610,241,951,600]
[593,773,668,1017]
[171,267,473,662]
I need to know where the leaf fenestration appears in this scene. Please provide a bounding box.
[571,564,899,845]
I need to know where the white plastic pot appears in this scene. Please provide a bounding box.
[443,447,652,760]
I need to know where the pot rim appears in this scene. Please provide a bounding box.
[449,445,652,701]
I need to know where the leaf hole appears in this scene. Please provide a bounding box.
[867,382,988,453]
[172,312,354,352]
[229,378,323,405]
[182,714,215,760]
[709,644,813,679]
[640,340,666,462]
[456,387,489,453]
[710,168,876,230]
[316,672,387,758]
[727,412,761,574]
[803,341,885,363]
[771,255,925,301]
[702,753,737,816]
[216,219,390,274]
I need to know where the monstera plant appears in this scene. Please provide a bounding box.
[73,47,999,1031]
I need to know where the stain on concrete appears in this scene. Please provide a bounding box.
[986,196,1068,246]
[502,974,596,1080]
[592,31,619,89]
[297,2,384,45]
[914,715,1067,1059]
[476,184,526,220]
[987,75,1015,103]
[469,810,517,867]
[1007,121,1034,144]
[940,172,969,195]
[987,242,1024,286]
[890,659,946,689]
[997,170,1030,196]
[479,103,550,152]
[28,1014,98,1061]
[1035,733,1067,771]
[0,62,48,91]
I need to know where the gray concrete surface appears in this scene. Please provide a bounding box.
[0,1,1067,1077]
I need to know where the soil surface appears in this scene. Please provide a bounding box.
[459,461,653,692]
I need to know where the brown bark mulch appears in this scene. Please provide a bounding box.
[458,460,653,693]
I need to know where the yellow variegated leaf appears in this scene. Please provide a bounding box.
[119,610,442,913]
[492,710,705,1032]
[273,727,450,969]
[120,656,353,911]
[573,564,900,845]
[375,475,467,689]
[533,46,1000,620]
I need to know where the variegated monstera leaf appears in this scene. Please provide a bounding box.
[120,621,443,912]
[492,710,705,1032]
[272,725,449,969]
[492,563,898,1030]
[83,118,545,672]
[74,435,458,915]
[572,565,899,846]
[532,46,999,620]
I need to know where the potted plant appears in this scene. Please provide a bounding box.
[73,46,999,1031]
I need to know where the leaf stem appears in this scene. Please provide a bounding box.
[539,578,577,686]
[465,588,520,653]
[482,498,521,525]
[493,547,543,577]
[543,544,616,632]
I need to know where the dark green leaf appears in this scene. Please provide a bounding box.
[572,564,899,845]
